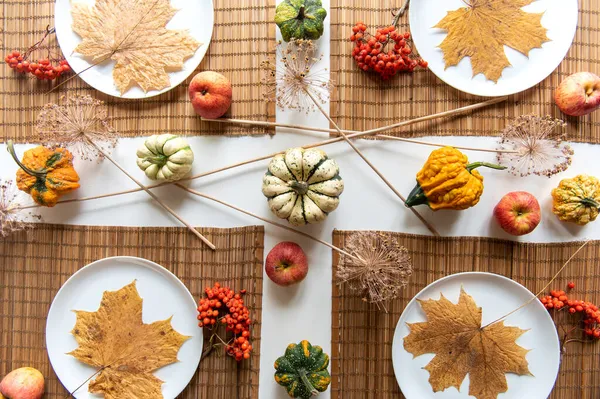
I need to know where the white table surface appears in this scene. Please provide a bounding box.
[2,0,599,397]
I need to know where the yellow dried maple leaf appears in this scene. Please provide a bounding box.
[403,287,532,399]
[71,0,201,94]
[68,281,189,399]
[434,0,549,82]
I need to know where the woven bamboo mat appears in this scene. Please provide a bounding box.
[1,0,275,142]
[330,1,600,143]
[0,224,264,399]
[331,230,600,399]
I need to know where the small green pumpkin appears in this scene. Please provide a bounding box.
[274,340,331,399]
[275,0,327,42]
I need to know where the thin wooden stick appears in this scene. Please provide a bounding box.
[303,88,440,237]
[85,137,216,250]
[481,240,591,330]
[18,98,509,211]
[176,184,361,261]
[201,96,516,154]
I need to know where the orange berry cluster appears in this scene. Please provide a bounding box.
[197,282,252,361]
[540,282,600,339]
[350,22,427,80]
[5,51,71,80]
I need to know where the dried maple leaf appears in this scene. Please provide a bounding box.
[403,287,531,399]
[71,0,201,94]
[434,0,549,82]
[69,281,189,398]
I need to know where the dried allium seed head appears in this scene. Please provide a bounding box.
[496,115,573,177]
[336,231,412,310]
[260,39,332,113]
[0,179,40,238]
[35,95,117,161]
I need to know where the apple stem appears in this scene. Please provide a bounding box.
[466,161,507,172]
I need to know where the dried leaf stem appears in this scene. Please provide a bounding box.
[18,98,507,212]
[481,240,591,330]
[303,88,439,236]
[85,137,216,250]
[175,184,361,261]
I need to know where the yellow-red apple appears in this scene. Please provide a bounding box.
[0,367,44,399]
[265,242,309,286]
[493,192,541,236]
[554,72,600,117]
[188,71,232,119]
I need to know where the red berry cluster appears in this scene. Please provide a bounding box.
[197,282,252,361]
[5,50,71,80]
[350,22,427,80]
[540,282,600,339]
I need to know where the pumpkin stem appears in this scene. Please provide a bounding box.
[405,182,428,208]
[297,6,306,20]
[298,368,319,397]
[289,181,309,195]
[466,162,507,172]
[581,198,600,209]
[6,141,47,178]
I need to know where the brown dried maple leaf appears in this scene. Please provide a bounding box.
[434,0,549,82]
[68,281,189,398]
[72,0,201,94]
[403,287,531,399]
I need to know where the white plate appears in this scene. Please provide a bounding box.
[46,256,202,399]
[409,0,578,96]
[54,0,214,98]
[392,272,560,399]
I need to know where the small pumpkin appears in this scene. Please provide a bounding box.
[136,134,194,181]
[275,0,327,42]
[262,147,344,226]
[8,141,80,207]
[274,340,331,399]
[406,146,505,211]
[552,174,600,225]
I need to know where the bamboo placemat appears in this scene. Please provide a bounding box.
[331,230,600,399]
[1,0,275,142]
[0,224,264,399]
[330,1,600,143]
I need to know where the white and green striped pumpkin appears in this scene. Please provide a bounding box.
[275,0,327,42]
[136,134,194,181]
[262,147,344,226]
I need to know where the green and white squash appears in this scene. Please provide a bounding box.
[275,0,327,42]
[136,134,194,181]
[274,340,331,399]
[262,147,344,226]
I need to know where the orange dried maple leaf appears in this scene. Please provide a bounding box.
[68,281,189,398]
[71,0,201,94]
[403,287,531,399]
[434,0,549,82]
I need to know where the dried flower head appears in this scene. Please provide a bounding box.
[35,95,117,161]
[0,179,40,238]
[496,115,573,177]
[336,231,412,310]
[261,39,332,113]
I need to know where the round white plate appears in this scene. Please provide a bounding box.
[409,0,578,96]
[46,256,202,399]
[392,272,560,399]
[54,0,214,98]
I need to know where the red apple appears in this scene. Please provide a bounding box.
[554,72,600,116]
[265,242,309,286]
[493,192,541,236]
[188,71,232,119]
[0,367,44,399]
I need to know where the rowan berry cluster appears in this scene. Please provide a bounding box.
[5,51,71,80]
[540,282,600,339]
[197,282,252,361]
[350,22,427,80]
